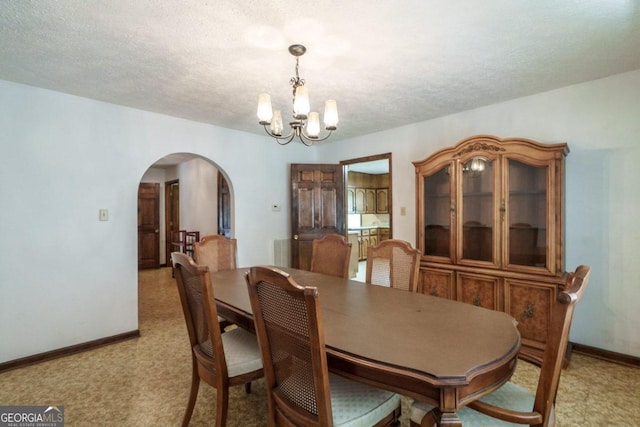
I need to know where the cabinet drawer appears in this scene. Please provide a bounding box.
[361,229,370,236]
[505,279,555,347]
[419,267,455,299]
[456,272,502,311]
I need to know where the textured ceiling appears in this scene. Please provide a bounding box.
[1,1,639,142]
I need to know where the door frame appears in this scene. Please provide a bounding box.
[165,179,179,266]
[340,153,393,239]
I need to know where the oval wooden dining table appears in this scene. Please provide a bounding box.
[209,267,521,426]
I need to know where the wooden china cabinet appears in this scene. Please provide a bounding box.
[414,135,569,364]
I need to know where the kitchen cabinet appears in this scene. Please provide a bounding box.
[354,188,367,213]
[379,228,390,241]
[376,189,389,213]
[352,228,386,260]
[348,232,359,278]
[365,189,377,213]
[414,135,568,364]
[347,188,355,213]
[347,172,389,214]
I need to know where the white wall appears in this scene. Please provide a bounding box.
[317,70,640,357]
[178,158,219,237]
[1,69,639,363]
[0,80,315,363]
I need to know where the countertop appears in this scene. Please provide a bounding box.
[348,226,390,231]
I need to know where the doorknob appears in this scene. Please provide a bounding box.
[155,229,159,233]
[293,235,299,240]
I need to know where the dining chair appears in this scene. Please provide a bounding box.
[309,233,352,279]
[245,265,402,427]
[366,239,421,292]
[194,234,238,272]
[171,252,263,427]
[410,265,591,427]
[194,234,238,330]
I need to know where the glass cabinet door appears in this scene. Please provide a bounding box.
[506,159,548,269]
[423,165,452,259]
[460,157,495,264]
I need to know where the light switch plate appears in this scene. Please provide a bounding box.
[99,209,109,221]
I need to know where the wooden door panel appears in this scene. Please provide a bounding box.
[296,187,315,228]
[320,187,337,228]
[291,164,344,269]
[138,183,160,269]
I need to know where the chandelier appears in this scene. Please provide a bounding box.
[257,44,338,146]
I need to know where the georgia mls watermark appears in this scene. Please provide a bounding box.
[0,406,64,427]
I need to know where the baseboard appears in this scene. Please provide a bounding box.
[570,341,640,368]
[0,330,140,374]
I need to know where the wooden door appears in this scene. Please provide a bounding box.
[165,180,180,265]
[218,172,231,238]
[291,164,344,270]
[138,183,160,269]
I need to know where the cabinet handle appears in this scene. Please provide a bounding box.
[431,288,439,297]
[293,235,299,240]
[521,302,535,321]
[473,292,481,306]
[451,202,456,218]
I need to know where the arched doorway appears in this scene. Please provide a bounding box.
[138,153,234,269]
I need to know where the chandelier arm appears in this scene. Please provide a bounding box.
[277,132,297,145]
[298,134,315,146]
[300,129,334,143]
[262,125,295,144]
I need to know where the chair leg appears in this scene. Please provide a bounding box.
[182,361,200,427]
[244,382,252,394]
[420,408,455,427]
[215,387,229,427]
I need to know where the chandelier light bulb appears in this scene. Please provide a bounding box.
[270,110,284,136]
[257,93,273,124]
[324,100,338,129]
[293,86,310,119]
[306,112,320,138]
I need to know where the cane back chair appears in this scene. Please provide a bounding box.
[366,239,421,292]
[410,265,591,426]
[246,265,401,427]
[172,252,263,427]
[310,233,352,279]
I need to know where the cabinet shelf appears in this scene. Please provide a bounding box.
[509,190,546,196]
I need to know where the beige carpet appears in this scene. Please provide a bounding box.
[1,267,638,426]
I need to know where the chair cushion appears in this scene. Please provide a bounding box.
[329,373,401,427]
[410,381,534,426]
[221,327,263,377]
